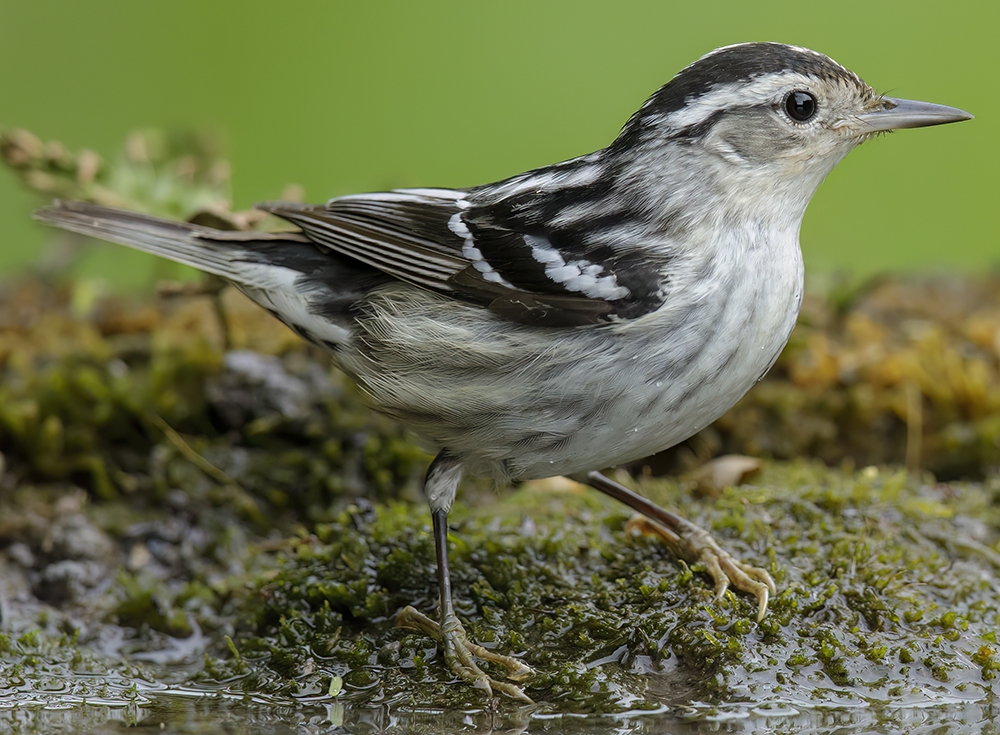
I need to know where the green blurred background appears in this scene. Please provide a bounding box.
[1,1,996,285]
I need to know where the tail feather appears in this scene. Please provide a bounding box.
[32,201,311,288]
[32,200,394,350]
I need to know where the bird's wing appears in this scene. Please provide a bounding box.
[262,179,668,327]
[260,189,470,295]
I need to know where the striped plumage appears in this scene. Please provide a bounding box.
[34,42,971,701]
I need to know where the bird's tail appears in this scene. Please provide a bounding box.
[33,200,395,350]
[32,200,312,288]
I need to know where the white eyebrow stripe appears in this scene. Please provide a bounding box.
[647,72,820,132]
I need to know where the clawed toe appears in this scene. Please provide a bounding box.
[626,513,775,620]
[396,606,534,703]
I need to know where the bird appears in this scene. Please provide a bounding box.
[33,42,971,703]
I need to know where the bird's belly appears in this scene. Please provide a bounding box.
[341,249,803,481]
[513,278,802,478]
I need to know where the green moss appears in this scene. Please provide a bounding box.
[114,572,195,638]
[5,287,1000,711]
[176,462,989,711]
[4,128,1000,720]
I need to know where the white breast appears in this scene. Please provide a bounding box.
[337,220,804,483]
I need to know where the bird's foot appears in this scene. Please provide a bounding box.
[396,606,534,703]
[625,514,776,620]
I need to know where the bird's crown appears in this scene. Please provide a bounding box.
[616,42,875,147]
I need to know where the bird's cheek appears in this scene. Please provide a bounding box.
[705,112,797,166]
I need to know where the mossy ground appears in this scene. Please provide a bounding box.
[205,463,1000,713]
[2,276,1000,722]
[2,129,1000,730]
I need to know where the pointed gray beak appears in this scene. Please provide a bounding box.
[858,97,973,132]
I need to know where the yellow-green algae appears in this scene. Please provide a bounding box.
[2,128,1000,721]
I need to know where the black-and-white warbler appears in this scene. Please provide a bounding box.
[35,42,971,702]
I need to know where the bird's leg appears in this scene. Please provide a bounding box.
[572,470,775,620]
[397,452,533,702]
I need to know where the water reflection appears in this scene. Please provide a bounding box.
[0,686,995,734]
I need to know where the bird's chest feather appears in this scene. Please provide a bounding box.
[528,220,804,476]
[339,222,803,480]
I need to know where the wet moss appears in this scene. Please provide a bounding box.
[0,279,428,524]
[3,287,1000,714]
[3,128,1000,718]
[187,464,1000,712]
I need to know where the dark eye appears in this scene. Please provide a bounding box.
[784,90,817,122]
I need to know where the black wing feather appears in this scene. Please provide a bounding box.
[261,171,669,327]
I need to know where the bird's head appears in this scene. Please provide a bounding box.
[613,43,971,215]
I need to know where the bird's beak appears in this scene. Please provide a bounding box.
[857,97,973,132]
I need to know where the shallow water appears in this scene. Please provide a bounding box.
[1,687,996,735]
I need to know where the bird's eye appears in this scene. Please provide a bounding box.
[784,91,818,122]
